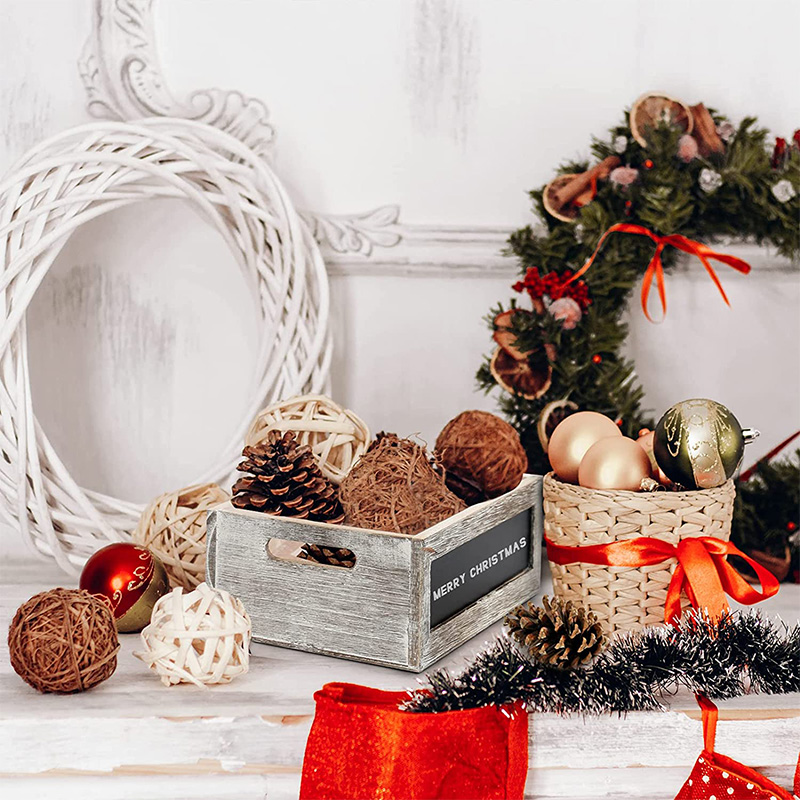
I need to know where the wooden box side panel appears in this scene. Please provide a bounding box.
[421,475,543,669]
[207,508,415,667]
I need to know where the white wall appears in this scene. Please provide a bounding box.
[1,0,798,557]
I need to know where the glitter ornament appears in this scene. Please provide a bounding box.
[613,135,628,154]
[548,297,582,330]
[772,179,797,203]
[699,168,723,194]
[716,121,735,142]
[609,166,639,187]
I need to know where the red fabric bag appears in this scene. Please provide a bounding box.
[675,695,795,800]
[300,682,528,800]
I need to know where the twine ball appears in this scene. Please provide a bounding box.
[8,588,119,693]
[246,394,370,484]
[134,483,230,590]
[135,583,251,687]
[340,433,466,534]
[435,411,528,501]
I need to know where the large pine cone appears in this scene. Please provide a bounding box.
[232,431,345,523]
[505,595,606,669]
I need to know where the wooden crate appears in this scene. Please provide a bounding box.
[206,474,542,671]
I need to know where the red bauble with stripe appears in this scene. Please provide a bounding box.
[80,543,169,633]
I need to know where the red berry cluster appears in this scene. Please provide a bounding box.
[512,267,591,311]
[771,130,800,169]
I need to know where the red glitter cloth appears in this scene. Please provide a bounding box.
[675,695,795,800]
[299,683,528,800]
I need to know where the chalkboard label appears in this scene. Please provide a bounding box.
[429,508,532,628]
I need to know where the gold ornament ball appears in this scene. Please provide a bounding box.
[654,398,744,490]
[635,429,672,486]
[578,436,652,491]
[548,411,622,483]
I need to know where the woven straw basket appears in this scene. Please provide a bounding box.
[543,473,735,635]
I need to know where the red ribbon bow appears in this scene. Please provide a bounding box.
[568,223,751,322]
[545,534,779,624]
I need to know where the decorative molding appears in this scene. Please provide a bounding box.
[79,0,401,256]
[324,228,796,277]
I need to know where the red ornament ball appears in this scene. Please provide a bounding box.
[592,354,603,364]
[644,159,654,169]
[80,543,169,633]
[788,521,798,532]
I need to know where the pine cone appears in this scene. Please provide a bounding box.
[298,544,356,568]
[232,431,345,523]
[505,595,606,669]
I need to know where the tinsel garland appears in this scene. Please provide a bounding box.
[406,611,800,715]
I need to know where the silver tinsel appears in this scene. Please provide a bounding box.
[771,179,797,203]
[699,168,723,194]
[613,135,628,154]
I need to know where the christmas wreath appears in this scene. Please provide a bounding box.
[477,93,800,571]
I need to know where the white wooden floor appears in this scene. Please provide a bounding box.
[1,557,797,800]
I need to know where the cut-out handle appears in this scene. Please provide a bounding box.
[266,539,357,569]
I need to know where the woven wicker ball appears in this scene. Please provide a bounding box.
[435,410,528,500]
[246,394,370,484]
[8,588,119,693]
[133,484,230,590]
[135,583,251,687]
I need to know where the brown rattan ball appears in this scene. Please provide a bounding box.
[435,410,528,501]
[339,433,466,534]
[8,588,120,694]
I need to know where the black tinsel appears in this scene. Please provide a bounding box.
[405,610,800,715]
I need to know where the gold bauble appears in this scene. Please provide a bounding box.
[653,398,744,489]
[635,429,672,486]
[578,436,652,491]
[548,411,622,483]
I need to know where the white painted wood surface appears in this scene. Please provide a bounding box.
[1,559,797,800]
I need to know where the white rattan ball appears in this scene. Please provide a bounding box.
[245,394,370,484]
[0,118,331,572]
[133,483,230,590]
[135,583,251,687]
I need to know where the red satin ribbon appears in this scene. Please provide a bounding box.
[568,223,751,322]
[545,534,779,624]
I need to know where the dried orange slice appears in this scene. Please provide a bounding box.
[542,174,583,222]
[493,309,532,360]
[490,347,552,400]
[537,399,578,453]
[629,92,693,147]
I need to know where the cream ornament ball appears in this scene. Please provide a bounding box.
[246,395,370,484]
[548,411,622,483]
[133,483,230,590]
[135,583,251,687]
[578,436,652,491]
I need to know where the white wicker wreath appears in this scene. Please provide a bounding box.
[0,118,332,572]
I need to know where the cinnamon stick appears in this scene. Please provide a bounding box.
[690,103,724,157]
[552,156,621,210]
